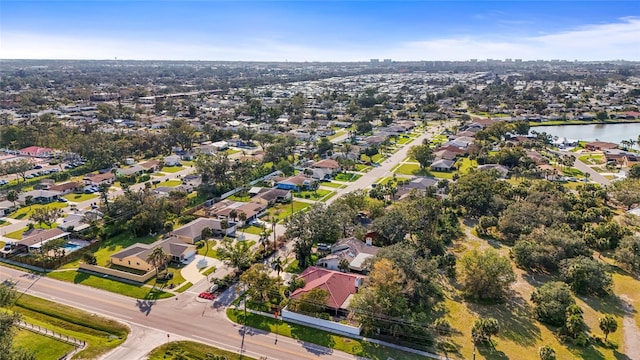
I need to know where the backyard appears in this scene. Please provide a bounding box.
[9,202,68,220]
[268,201,310,222]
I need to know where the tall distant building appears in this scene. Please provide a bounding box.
[370,59,379,63]
[383,59,392,63]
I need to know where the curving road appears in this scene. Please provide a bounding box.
[2,266,362,360]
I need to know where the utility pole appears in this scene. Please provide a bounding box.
[241,283,247,354]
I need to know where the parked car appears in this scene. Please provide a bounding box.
[58,198,68,203]
[33,165,43,169]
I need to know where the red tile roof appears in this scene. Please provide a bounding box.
[291,266,364,310]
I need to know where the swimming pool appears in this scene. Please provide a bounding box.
[62,243,82,253]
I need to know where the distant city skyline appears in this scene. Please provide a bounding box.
[2,1,639,62]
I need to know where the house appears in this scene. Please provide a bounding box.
[433,149,458,161]
[57,213,91,232]
[430,159,456,172]
[140,160,160,172]
[400,176,438,192]
[171,217,237,241]
[312,159,341,173]
[525,150,547,165]
[0,200,18,217]
[211,141,229,151]
[604,150,639,167]
[585,141,618,151]
[116,164,145,177]
[83,173,115,186]
[316,237,380,273]
[12,228,70,254]
[48,181,82,195]
[18,189,62,204]
[163,155,181,166]
[110,236,196,272]
[19,146,53,158]
[276,175,316,191]
[208,200,266,225]
[477,164,510,178]
[304,168,334,181]
[252,188,292,206]
[290,266,365,315]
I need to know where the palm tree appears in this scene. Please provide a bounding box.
[147,247,168,283]
[201,227,212,257]
[272,256,286,278]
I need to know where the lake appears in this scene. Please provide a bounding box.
[532,123,640,144]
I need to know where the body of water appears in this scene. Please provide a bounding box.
[532,123,640,145]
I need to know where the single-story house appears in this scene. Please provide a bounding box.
[48,181,83,195]
[316,237,380,273]
[251,188,292,206]
[585,141,618,151]
[477,164,510,178]
[140,160,160,172]
[163,155,181,166]
[116,164,146,177]
[83,173,115,186]
[171,217,237,241]
[290,266,365,316]
[276,175,316,191]
[399,176,438,194]
[110,236,196,272]
[19,146,53,158]
[430,159,456,172]
[304,168,334,181]
[57,213,91,232]
[208,200,266,225]
[181,174,202,187]
[312,159,341,173]
[211,141,229,151]
[0,200,18,216]
[12,228,70,254]
[18,189,62,204]
[433,149,458,161]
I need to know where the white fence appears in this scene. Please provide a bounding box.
[281,308,361,336]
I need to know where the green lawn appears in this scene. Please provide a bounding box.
[227,194,251,202]
[371,153,384,163]
[562,167,585,177]
[225,148,241,155]
[148,341,256,360]
[354,164,372,172]
[0,219,9,228]
[321,191,337,202]
[430,170,455,179]
[396,136,413,144]
[148,264,187,288]
[156,179,181,187]
[241,225,266,235]
[13,293,129,359]
[9,202,68,220]
[394,163,422,175]
[63,192,99,202]
[578,154,605,165]
[202,266,217,276]
[175,282,193,293]
[328,130,347,140]
[227,309,424,360]
[160,166,184,173]
[293,189,332,200]
[319,181,343,188]
[269,201,310,222]
[455,157,478,174]
[48,270,173,299]
[334,172,361,182]
[13,330,75,360]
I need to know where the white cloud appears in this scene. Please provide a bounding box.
[2,17,639,61]
[394,17,640,61]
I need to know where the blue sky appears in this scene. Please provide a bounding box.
[2,1,639,61]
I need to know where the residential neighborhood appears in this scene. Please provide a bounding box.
[0,58,639,360]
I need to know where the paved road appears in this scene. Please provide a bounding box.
[551,150,611,186]
[2,266,363,360]
[326,121,457,205]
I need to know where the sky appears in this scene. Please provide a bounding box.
[1,1,639,62]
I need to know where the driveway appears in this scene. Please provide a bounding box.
[180,255,223,285]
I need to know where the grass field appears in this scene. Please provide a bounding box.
[430,171,455,179]
[48,270,173,299]
[9,202,68,220]
[13,293,129,359]
[156,179,181,187]
[227,309,424,360]
[241,225,266,235]
[319,181,344,188]
[269,201,310,222]
[175,282,193,293]
[578,154,606,165]
[148,341,256,360]
[394,163,421,175]
[456,157,478,174]
[12,330,75,360]
[562,167,585,177]
[227,194,251,202]
[63,192,99,202]
[197,240,219,258]
[354,163,372,172]
[397,136,413,144]
[293,189,332,201]
[334,172,361,182]
[161,166,184,173]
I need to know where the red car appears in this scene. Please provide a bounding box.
[198,292,216,300]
